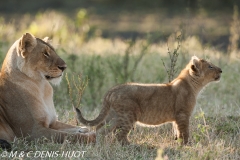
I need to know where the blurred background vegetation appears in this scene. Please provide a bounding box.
[1,0,240,50]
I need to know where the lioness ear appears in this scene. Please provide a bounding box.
[18,33,37,58]
[43,37,51,43]
[190,56,200,75]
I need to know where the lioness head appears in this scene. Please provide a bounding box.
[16,33,66,85]
[189,56,222,85]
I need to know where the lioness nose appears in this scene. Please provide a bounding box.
[219,69,222,73]
[58,64,67,71]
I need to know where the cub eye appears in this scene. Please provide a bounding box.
[43,51,50,57]
[208,65,213,69]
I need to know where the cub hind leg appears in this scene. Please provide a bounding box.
[114,112,137,145]
[114,124,132,145]
[96,111,135,145]
[96,110,118,143]
[97,119,117,135]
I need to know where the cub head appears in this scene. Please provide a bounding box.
[189,56,222,85]
[17,33,66,85]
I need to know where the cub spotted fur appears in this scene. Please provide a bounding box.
[76,56,222,144]
[0,33,95,151]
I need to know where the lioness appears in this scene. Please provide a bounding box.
[76,56,222,144]
[0,33,95,151]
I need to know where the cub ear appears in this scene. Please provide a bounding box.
[190,56,200,75]
[18,33,37,58]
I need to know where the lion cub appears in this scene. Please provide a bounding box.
[76,56,222,144]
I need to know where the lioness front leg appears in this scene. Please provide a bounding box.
[32,127,96,144]
[51,121,89,133]
[175,113,190,144]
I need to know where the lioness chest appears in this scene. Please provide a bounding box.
[35,82,57,128]
[13,79,57,128]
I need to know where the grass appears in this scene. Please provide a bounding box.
[0,11,240,159]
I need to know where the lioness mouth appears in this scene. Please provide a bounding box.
[45,75,62,80]
[45,75,53,80]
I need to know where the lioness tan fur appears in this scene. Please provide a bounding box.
[0,33,95,150]
[76,56,222,144]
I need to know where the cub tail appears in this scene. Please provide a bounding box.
[74,102,110,126]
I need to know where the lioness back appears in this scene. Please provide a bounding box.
[76,56,222,145]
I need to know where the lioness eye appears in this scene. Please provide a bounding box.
[43,51,49,57]
[209,65,213,69]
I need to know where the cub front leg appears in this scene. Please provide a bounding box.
[172,121,179,140]
[175,113,190,144]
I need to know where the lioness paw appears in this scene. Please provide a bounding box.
[78,127,89,133]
